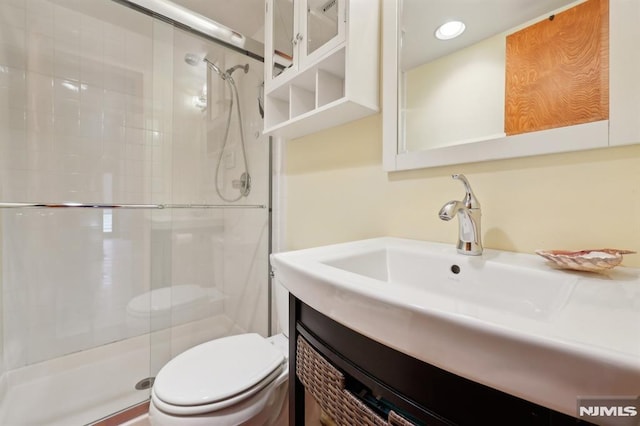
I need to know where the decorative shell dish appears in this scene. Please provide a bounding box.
[535,249,636,273]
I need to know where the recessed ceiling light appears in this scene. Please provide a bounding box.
[435,21,466,40]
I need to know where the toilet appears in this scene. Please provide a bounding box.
[148,282,290,426]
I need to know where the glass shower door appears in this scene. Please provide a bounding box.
[146,24,270,379]
[0,0,270,424]
[0,0,160,423]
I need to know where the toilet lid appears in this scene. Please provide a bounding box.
[153,333,285,407]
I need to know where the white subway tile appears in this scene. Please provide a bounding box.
[26,109,52,133]
[53,115,80,140]
[0,34,26,69]
[53,77,80,101]
[0,106,26,131]
[26,33,54,74]
[0,127,26,153]
[26,0,53,19]
[0,3,25,29]
[26,129,53,153]
[79,82,102,106]
[26,71,53,113]
[53,4,81,46]
[102,67,127,93]
[54,97,80,119]
[26,13,53,38]
[80,58,104,87]
[53,50,80,81]
[79,110,102,139]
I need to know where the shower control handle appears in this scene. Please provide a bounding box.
[232,172,251,197]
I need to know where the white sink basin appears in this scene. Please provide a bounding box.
[322,246,577,320]
[271,238,640,418]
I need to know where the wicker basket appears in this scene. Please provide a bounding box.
[296,336,417,426]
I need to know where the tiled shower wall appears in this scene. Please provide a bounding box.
[0,0,161,203]
[0,0,269,379]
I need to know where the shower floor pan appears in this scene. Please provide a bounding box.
[0,315,236,426]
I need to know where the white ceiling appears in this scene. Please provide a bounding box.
[170,0,266,40]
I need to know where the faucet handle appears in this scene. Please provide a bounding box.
[452,174,480,209]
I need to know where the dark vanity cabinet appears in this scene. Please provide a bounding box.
[288,295,594,426]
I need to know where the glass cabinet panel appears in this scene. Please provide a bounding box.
[271,0,295,80]
[306,0,340,56]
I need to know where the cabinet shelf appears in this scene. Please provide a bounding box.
[264,0,379,139]
[264,96,377,140]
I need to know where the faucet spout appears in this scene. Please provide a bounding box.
[438,200,463,221]
[439,174,483,255]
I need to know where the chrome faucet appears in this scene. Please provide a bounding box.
[439,174,483,255]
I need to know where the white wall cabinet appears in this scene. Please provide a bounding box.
[264,0,379,139]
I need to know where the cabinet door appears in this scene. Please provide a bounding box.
[266,0,298,87]
[300,0,346,66]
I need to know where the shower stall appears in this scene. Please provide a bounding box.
[0,0,270,424]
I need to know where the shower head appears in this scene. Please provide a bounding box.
[184,53,225,79]
[184,53,202,66]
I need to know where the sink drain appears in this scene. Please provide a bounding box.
[135,377,155,390]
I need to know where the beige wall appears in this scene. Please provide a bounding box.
[285,113,640,268]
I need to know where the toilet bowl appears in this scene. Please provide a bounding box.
[148,281,289,426]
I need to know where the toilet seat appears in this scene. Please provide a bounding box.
[152,333,285,416]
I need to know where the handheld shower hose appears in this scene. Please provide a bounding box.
[185,53,251,202]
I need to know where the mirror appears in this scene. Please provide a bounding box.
[382,0,640,171]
